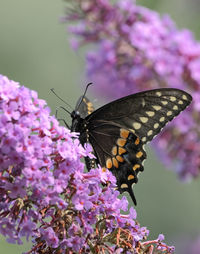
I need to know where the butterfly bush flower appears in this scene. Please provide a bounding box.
[64,0,199,180]
[0,75,174,253]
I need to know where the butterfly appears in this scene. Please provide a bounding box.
[70,87,192,205]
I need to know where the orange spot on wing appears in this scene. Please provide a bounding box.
[106,158,112,169]
[120,129,130,139]
[112,158,119,168]
[128,175,135,180]
[118,147,126,155]
[135,137,140,145]
[116,155,124,162]
[136,151,143,158]
[133,164,140,171]
[117,138,126,147]
[112,146,117,156]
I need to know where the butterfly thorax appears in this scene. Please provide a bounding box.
[71,110,88,145]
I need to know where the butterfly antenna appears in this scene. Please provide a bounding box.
[76,82,93,111]
[51,88,73,113]
[55,106,71,118]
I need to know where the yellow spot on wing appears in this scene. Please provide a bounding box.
[146,111,155,117]
[173,105,178,110]
[140,117,148,123]
[130,129,135,134]
[133,122,141,130]
[170,96,176,102]
[121,184,128,189]
[182,94,187,100]
[156,91,162,96]
[167,111,172,116]
[147,130,153,136]
[154,123,159,129]
[161,100,168,105]
[152,105,161,111]
[178,100,183,105]
[159,116,165,122]
[142,137,147,142]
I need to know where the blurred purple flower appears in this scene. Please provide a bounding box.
[0,75,173,253]
[19,221,37,241]
[188,236,200,254]
[65,0,199,180]
[40,227,59,248]
[175,234,200,254]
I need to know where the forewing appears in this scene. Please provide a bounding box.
[86,88,192,144]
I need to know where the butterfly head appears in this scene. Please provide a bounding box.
[71,110,80,119]
[71,110,83,132]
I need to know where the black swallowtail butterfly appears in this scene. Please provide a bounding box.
[70,87,192,205]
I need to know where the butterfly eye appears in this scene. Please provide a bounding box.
[70,111,75,118]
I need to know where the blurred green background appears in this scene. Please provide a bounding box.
[0,0,200,253]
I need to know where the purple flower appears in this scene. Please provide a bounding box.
[5,179,27,199]
[40,227,59,248]
[65,0,200,181]
[158,234,165,241]
[19,221,37,241]
[0,74,174,253]
[72,193,93,211]
[62,236,85,252]
[129,206,137,220]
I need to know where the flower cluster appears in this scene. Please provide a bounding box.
[65,0,199,180]
[0,75,174,253]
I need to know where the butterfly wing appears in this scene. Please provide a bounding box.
[87,123,146,205]
[84,88,192,205]
[86,88,192,144]
[75,96,94,118]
